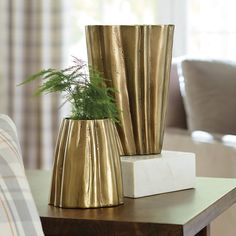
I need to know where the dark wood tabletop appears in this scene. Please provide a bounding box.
[26,170,236,236]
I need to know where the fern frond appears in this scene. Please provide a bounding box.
[19,58,120,122]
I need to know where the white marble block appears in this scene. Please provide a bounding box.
[121,150,196,198]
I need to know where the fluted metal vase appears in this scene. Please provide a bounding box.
[49,118,124,208]
[86,25,174,155]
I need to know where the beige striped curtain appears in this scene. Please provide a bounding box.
[0,0,65,169]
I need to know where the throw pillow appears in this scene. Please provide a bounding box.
[181,59,236,134]
[0,114,44,235]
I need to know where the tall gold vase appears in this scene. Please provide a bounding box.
[49,118,124,208]
[86,25,174,155]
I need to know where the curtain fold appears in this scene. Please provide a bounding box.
[0,0,64,169]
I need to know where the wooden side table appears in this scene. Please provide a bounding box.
[26,170,236,236]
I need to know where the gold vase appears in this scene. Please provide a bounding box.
[49,118,124,208]
[86,25,174,155]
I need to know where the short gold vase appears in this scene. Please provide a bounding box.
[86,25,174,155]
[49,118,124,208]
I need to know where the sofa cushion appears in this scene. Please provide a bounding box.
[166,62,187,129]
[0,114,44,235]
[181,59,236,135]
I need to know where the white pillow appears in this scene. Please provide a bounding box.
[0,114,44,236]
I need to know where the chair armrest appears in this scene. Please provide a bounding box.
[163,128,236,178]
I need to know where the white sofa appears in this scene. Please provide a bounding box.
[164,60,236,236]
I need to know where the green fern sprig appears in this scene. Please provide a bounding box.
[18,58,120,122]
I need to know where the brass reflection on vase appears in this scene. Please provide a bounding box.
[49,118,124,208]
[86,25,175,155]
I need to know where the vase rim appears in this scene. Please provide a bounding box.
[85,24,174,27]
[64,117,112,122]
